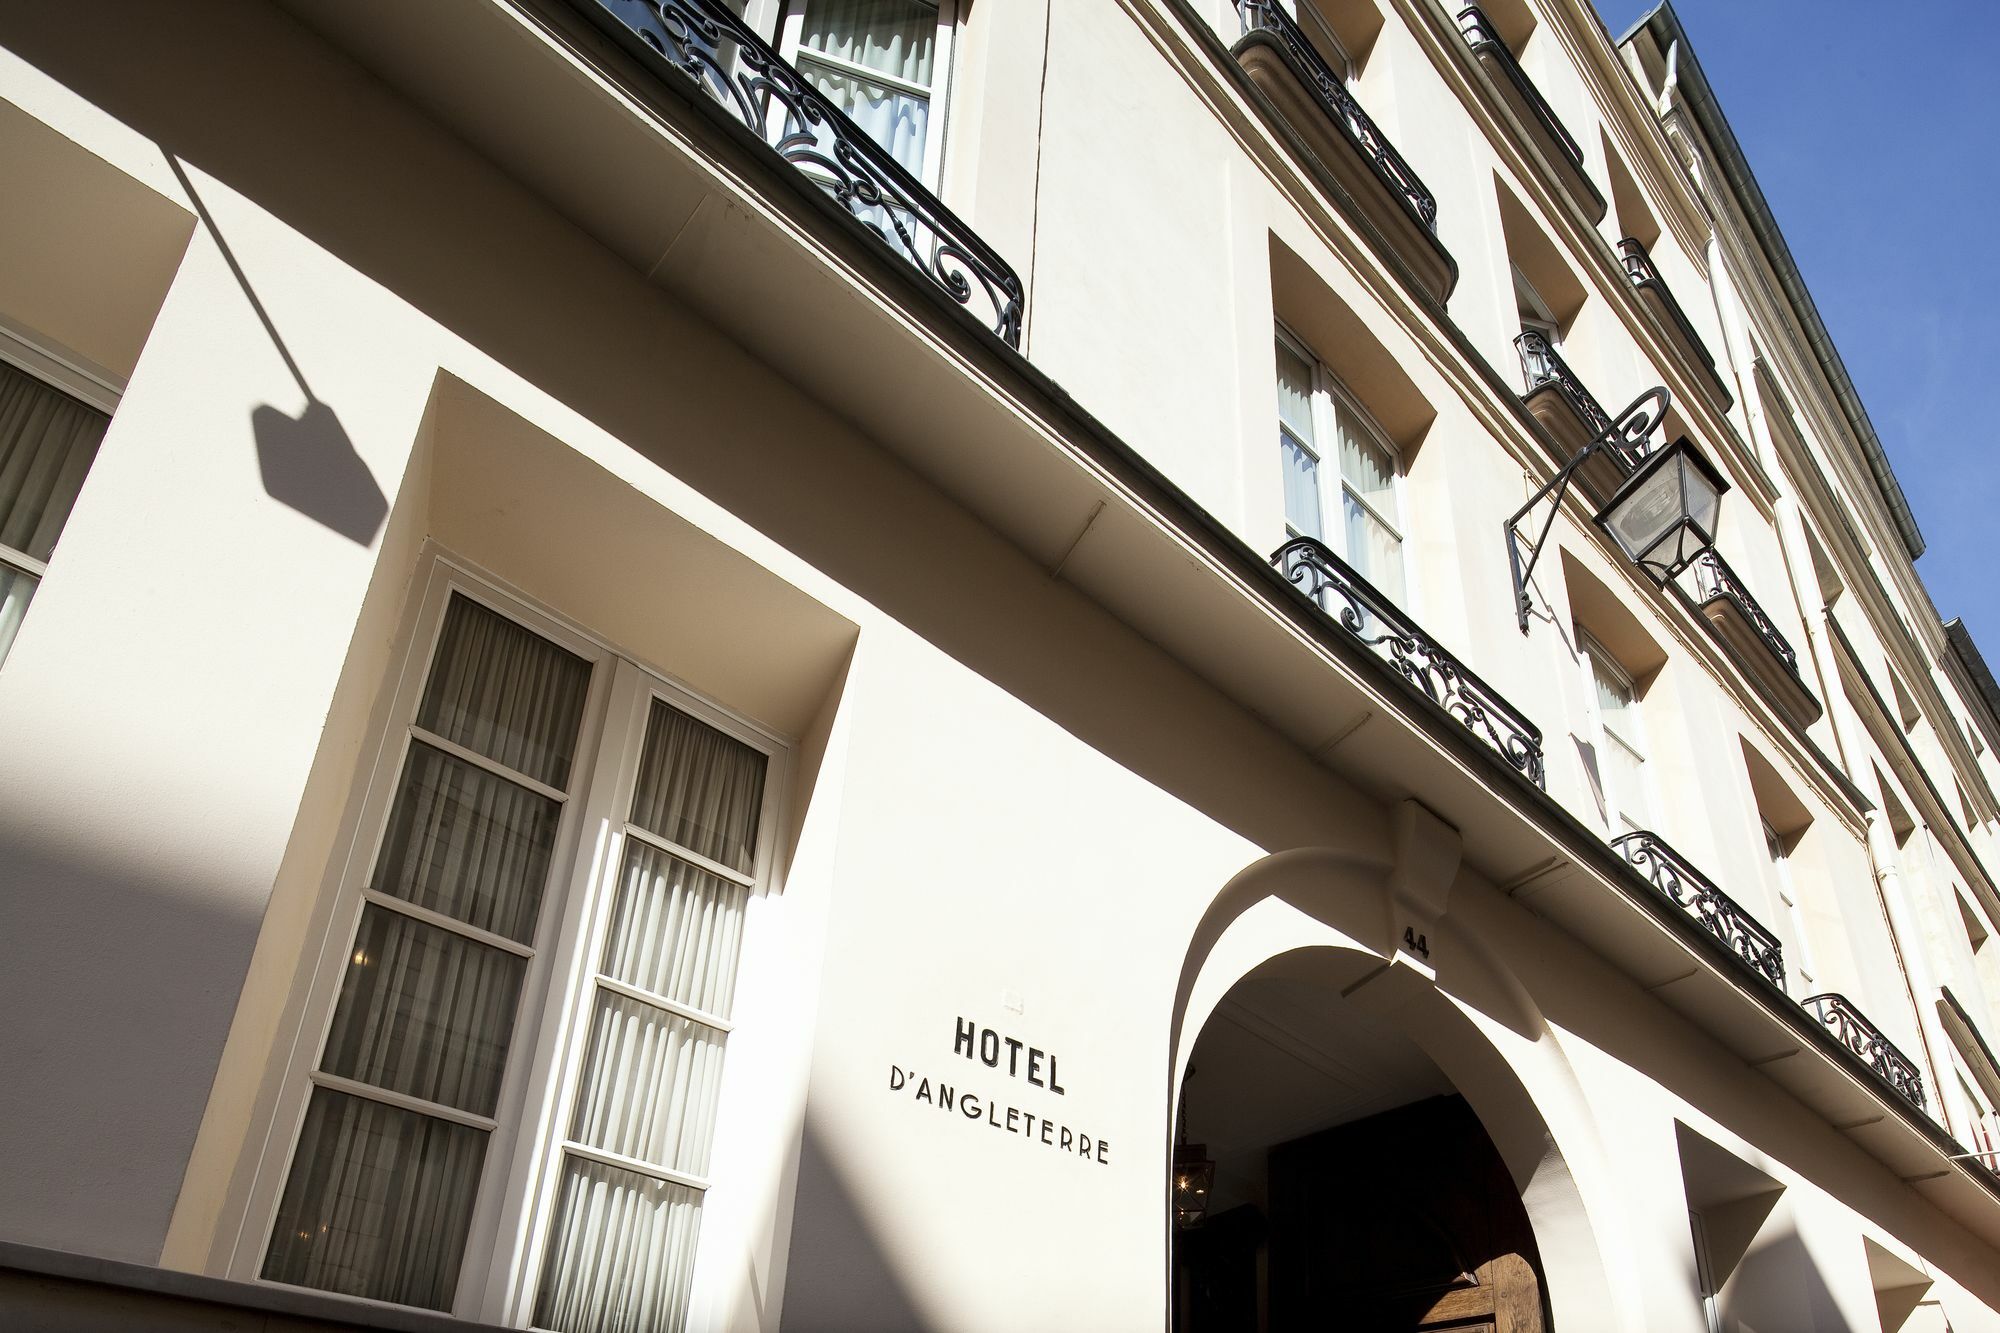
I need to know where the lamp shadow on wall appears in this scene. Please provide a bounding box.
[166,155,387,547]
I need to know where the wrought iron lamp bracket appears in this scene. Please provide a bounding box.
[1504,386,1671,634]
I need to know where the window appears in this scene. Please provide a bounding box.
[1275,328,1408,605]
[1579,630,1650,834]
[1688,1209,1723,1333]
[1763,819,1814,991]
[250,570,781,1330]
[0,342,116,668]
[1513,264,1567,396]
[780,0,957,186]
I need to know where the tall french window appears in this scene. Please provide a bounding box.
[0,353,113,666]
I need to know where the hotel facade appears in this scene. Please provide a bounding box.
[2,0,1999,1329]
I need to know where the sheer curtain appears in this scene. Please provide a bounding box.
[794,0,940,178]
[536,700,767,1333]
[265,595,591,1309]
[0,358,111,666]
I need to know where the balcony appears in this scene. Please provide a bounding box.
[1232,1,1456,303]
[1619,238,1733,412]
[1455,6,1606,222]
[1274,537,1546,787]
[576,0,1024,346]
[1803,993,1928,1113]
[1612,831,1786,989]
[1680,550,1823,729]
[1514,329,1652,504]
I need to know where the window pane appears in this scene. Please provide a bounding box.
[1590,655,1636,728]
[1275,340,1316,444]
[416,595,591,790]
[263,1088,486,1311]
[629,702,767,874]
[797,59,930,177]
[1281,435,1323,541]
[0,562,36,668]
[1602,731,1648,830]
[0,358,109,564]
[1335,415,1397,522]
[570,989,729,1176]
[1344,492,1404,605]
[800,0,937,87]
[371,741,561,944]
[604,842,749,1017]
[534,1158,703,1333]
[322,905,527,1116]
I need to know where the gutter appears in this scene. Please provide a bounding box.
[1621,2,1927,563]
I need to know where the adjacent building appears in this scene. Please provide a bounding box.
[2,0,1998,1328]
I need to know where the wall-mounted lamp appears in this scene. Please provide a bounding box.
[1505,387,1729,633]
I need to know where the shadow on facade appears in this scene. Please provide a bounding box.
[163,155,386,547]
[784,1122,933,1331]
[0,1,1358,860]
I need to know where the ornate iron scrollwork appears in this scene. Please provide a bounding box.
[1274,537,1546,787]
[1514,329,1626,445]
[1686,550,1803,676]
[1802,993,1928,1112]
[1235,0,1438,232]
[1455,6,1586,171]
[1612,831,1786,988]
[580,0,1025,347]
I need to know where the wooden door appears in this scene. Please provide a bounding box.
[1268,1095,1546,1333]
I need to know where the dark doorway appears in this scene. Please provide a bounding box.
[1174,966,1549,1332]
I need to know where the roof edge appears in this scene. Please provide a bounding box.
[1626,2,1925,562]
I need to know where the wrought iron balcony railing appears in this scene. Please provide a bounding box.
[1611,831,1786,989]
[1802,993,1928,1113]
[1616,239,1728,404]
[1686,551,1802,677]
[1236,0,1438,232]
[1515,329,1622,442]
[1618,239,1720,372]
[1456,6,1586,171]
[577,0,1025,346]
[1274,537,1546,787]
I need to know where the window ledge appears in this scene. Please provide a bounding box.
[0,1241,512,1333]
[1230,28,1457,303]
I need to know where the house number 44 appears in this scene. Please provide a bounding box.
[1402,927,1430,960]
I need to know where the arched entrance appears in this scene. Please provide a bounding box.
[1173,951,1549,1332]
[1164,840,1622,1333]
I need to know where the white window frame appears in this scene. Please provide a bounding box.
[1274,324,1412,606]
[1578,628,1652,835]
[1513,263,1561,345]
[226,553,790,1331]
[1688,1209,1723,1333]
[1763,818,1815,991]
[777,0,958,191]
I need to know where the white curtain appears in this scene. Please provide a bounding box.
[603,845,749,1013]
[0,359,108,564]
[535,1160,703,1333]
[796,0,939,177]
[0,358,111,668]
[267,594,592,1308]
[628,702,767,874]
[416,595,592,789]
[321,904,526,1115]
[372,741,561,943]
[262,1089,487,1310]
[0,565,34,669]
[569,990,728,1175]
[537,703,767,1333]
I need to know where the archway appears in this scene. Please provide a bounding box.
[1165,846,1624,1333]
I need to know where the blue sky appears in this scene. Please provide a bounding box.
[1590,0,2000,649]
